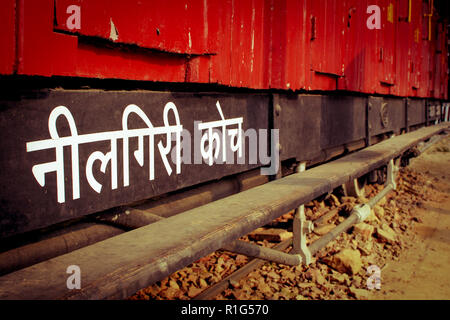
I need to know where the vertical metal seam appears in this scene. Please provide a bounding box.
[12,0,21,74]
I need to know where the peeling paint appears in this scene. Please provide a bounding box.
[109,18,119,41]
[250,6,255,73]
[203,0,208,47]
[188,31,192,49]
[387,3,394,23]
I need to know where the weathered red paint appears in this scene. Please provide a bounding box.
[54,0,211,55]
[308,0,346,91]
[0,0,447,99]
[434,21,449,99]
[0,0,16,75]
[408,0,424,97]
[16,0,188,82]
[263,0,310,90]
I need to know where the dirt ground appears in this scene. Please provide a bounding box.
[130,134,450,301]
[369,135,450,299]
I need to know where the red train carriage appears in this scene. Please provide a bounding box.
[0,0,448,299]
[1,0,448,97]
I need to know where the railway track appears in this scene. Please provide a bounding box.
[128,185,380,300]
[132,149,446,300]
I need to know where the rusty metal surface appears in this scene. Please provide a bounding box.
[275,94,322,162]
[276,94,367,162]
[407,98,426,128]
[368,96,406,136]
[319,95,367,150]
[0,123,447,300]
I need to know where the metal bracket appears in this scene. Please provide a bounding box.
[444,103,449,122]
[354,158,398,223]
[292,162,313,265]
[386,158,397,190]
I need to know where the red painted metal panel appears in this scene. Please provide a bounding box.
[228,0,265,88]
[393,0,412,97]
[418,0,431,97]
[434,20,448,100]
[377,0,396,89]
[17,0,188,82]
[440,21,449,100]
[207,0,233,86]
[392,0,425,98]
[418,0,441,98]
[362,0,381,95]
[308,0,345,91]
[341,0,397,95]
[427,11,438,98]
[339,0,369,93]
[339,0,442,98]
[186,55,211,83]
[433,21,442,98]
[309,0,345,76]
[262,0,276,89]
[54,0,211,55]
[341,0,390,95]
[0,0,16,75]
[408,0,424,96]
[204,0,267,89]
[207,0,267,89]
[3,0,447,98]
[282,0,310,91]
[265,0,309,90]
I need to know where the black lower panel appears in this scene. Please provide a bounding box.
[0,90,269,238]
[0,89,431,238]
